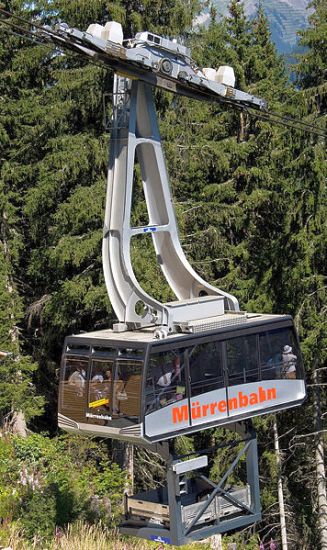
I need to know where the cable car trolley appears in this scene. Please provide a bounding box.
[45,18,307,545]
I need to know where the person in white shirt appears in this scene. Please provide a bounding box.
[68,366,86,396]
[282,345,297,379]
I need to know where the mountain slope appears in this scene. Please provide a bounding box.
[198,0,311,54]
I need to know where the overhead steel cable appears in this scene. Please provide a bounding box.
[246,107,327,138]
[0,11,38,39]
[0,19,60,50]
[0,15,109,72]
[249,107,326,138]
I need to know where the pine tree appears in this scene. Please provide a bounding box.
[282,2,327,547]
[0,0,204,413]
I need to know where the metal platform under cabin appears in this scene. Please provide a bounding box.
[120,431,261,546]
[125,482,251,527]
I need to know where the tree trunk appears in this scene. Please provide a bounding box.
[313,368,327,550]
[123,443,134,496]
[238,111,245,142]
[8,410,28,437]
[1,209,27,437]
[112,440,134,495]
[273,417,288,550]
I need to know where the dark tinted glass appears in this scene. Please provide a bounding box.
[112,359,143,417]
[259,327,301,380]
[60,357,89,422]
[226,335,258,386]
[88,359,114,415]
[63,357,88,401]
[145,350,186,413]
[189,341,224,396]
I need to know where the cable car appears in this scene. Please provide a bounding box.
[58,312,305,445]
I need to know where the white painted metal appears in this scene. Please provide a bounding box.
[172,455,208,474]
[216,66,235,87]
[86,23,104,39]
[101,21,123,44]
[102,75,239,331]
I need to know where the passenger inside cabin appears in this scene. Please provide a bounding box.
[67,365,86,397]
[156,355,185,404]
[105,370,112,382]
[92,372,104,382]
[282,345,297,379]
[146,351,186,411]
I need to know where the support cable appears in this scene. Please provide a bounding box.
[0,7,326,139]
[246,106,326,138]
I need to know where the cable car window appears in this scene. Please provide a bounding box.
[145,350,186,413]
[66,344,89,355]
[189,341,224,396]
[112,359,143,417]
[63,357,89,407]
[117,348,144,358]
[259,327,301,380]
[92,346,117,356]
[226,335,258,386]
[88,359,114,415]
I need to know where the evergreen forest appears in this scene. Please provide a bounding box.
[0,0,326,548]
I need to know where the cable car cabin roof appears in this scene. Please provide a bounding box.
[65,312,292,346]
[59,313,306,445]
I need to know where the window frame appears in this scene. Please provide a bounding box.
[88,357,115,416]
[144,347,188,415]
[112,357,144,418]
[60,353,90,413]
[224,333,260,387]
[188,339,225,397]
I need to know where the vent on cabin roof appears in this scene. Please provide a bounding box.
[180,312,248,333]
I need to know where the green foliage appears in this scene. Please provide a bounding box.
[0,434,126,543]
[295,0,327,89]
[20,487,57,540]
[0,0,326,547]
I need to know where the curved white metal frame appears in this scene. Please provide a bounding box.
[103,76,239,331]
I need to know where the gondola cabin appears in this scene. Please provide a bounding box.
[58,313,306,445]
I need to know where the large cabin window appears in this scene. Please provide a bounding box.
[88,359,114,415]
[259,327,301,380]
[145,349,186,413]
[226,335,258,386]
[63,357,88,402]
[112,357,143,417]
[189,341,224,396]
[61,356,89,422]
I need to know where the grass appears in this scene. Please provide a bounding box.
[3,522,214,550]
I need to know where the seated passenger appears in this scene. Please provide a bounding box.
[157,371,173,387]
[155,355,185,406]
[282,345,297,379]
[92,372,104,382]
[68,366,85,397]
[105,370,112,382]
